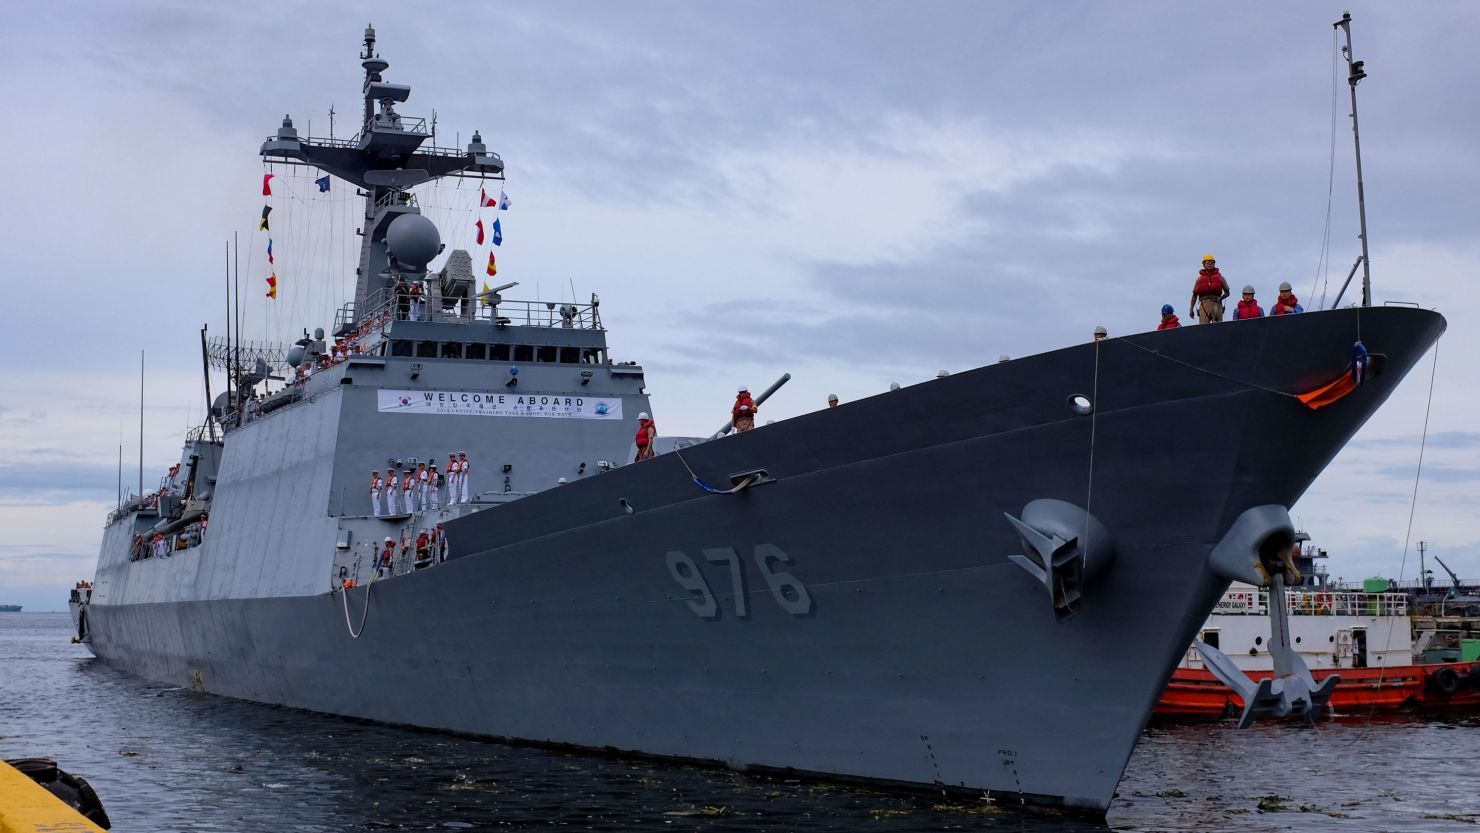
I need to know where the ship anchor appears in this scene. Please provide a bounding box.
[1004,499,1114,623]
[1198,505,1339,727]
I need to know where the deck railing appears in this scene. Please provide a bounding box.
[1214,588,1408,617]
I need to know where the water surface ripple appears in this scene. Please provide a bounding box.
[4,613,1477,831]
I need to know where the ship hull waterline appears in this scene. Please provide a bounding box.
[80,307,1446,814]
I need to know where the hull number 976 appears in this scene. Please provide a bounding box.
[666,545,813,619]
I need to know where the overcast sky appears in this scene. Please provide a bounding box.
[2,1,1476,611]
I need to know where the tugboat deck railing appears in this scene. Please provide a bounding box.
[1215,587,1409,617]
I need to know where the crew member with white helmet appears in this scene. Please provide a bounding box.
[634,412,657,461]
[1271,281,1304,316]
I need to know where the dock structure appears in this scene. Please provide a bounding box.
[0,760,108,833]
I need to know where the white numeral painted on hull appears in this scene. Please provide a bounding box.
[666,544,813,619]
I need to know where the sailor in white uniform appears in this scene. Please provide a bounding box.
[386,471,400,515]
[370,470,383,517]
[458,452,471,503]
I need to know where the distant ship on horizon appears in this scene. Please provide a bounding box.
[0,605,22,613]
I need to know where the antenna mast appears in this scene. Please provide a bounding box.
[1335,12,1372,307]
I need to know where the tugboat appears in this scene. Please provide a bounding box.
[1158,535,1480,717]
[72,26,1445,815]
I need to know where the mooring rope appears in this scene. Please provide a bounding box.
[1118,337,1303,400]
[339,571,378,639]
[672,448,762,495]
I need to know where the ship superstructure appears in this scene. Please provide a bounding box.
[73,29,1447,815]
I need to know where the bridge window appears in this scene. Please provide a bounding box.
[536,346,557,363]
[582,348,605,365]
[441,342,463,359]
[559,347,581,364]
[416,341,438,358]
[391,340,413,357]
[465,343,486,361]
[514,345,534,363]
[490,344,510,361]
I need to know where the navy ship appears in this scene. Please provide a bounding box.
[72,27,1445,814]
[0,605,21,613]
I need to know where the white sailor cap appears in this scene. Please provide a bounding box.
[826,393,838,402]
[638,412,650,420]
[1279,281,1293,292]
[384,537,394,543]
[738,385,749,392]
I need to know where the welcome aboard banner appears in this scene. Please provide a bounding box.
[377,389,623,420]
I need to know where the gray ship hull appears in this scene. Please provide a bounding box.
[81,307,1444,813]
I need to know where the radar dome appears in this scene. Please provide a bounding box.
[386,213,441,268]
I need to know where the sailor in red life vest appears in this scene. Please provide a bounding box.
[370,470,383,517]
[1188,254,1230,324]
[1234,285,1264,319]
[732,386,758,433]
[402,468,416,512]
[1157,304,1181,330]
[408,280,425,321]
[386,470,400,514]
[378,537,395,577]
[166,463,180,491]
[1270,281,1304,315]
[415,529,431,566]
[457,452,471,503]
[634,412,657,461]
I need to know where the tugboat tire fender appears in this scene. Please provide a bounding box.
[1427,666,1460,696]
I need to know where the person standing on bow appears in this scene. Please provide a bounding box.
[1157,305,1181,330]
[634,412,657,461]
[1270,282,1304,315]
[370,470,383,517]
[732,386,758,433]
[1188,254,1230,323]
[1234,285,1264,319]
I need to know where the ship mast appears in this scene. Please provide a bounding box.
[260,26,505,325]
[1335,12,1372,307]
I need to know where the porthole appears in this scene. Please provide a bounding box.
[1295,636,1302,644]
[1068,394,1094,415]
